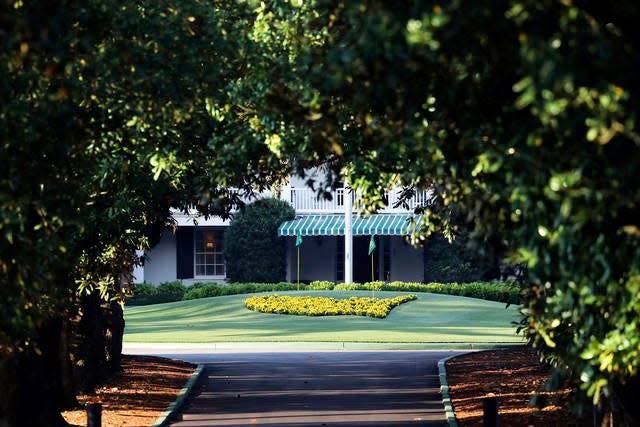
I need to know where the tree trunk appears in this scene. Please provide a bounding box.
[71,291,125,391]
[106,300,125,373]
[74,291,108,391]
[0,317,69,427]
[59,305,79,410]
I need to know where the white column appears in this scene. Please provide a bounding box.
[344,185,353,284]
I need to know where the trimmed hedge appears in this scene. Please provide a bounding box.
[307,280,335,290]
[182,281,298,300]
[127,279,520,306]
[156,280,185,302]
[333,280,520,304]
[244,294,417,318]
[126,283,159,305]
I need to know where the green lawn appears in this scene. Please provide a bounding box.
[124,290,523,344]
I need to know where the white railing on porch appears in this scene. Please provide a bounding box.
[172,187,432,223]
[283,188,346,213]
[282,188,432,214]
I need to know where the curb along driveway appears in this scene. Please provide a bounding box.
[125,346,463,427]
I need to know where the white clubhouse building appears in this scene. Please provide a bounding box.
[136,175,429,285]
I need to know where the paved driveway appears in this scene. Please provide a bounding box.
[162,351,457,427]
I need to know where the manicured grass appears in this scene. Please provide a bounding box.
[124,290,523,344]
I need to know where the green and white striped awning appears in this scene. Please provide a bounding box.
[278,214,422,237]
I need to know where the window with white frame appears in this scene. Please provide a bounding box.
[194,228,225,277]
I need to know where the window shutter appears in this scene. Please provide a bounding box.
[176,227,194,279]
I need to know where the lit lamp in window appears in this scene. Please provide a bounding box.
[204,232,215,250]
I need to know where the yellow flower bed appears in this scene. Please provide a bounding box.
[243,294,417,319]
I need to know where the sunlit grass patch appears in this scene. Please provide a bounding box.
[244,294,417,318]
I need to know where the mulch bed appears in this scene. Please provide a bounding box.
[61,355,195,427]
[445,346,588,426]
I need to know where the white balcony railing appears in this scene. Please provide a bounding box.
[284,188,345,213]
[172,187,432,225]
[283,188,432,214]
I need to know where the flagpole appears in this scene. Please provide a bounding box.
[371,252,374,282]
[371,253,375,298]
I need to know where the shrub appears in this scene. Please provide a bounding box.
[183,283,224,300]
[156,281,185,302]
[127,280,185,305]
[307,280,335,290]
[182,282,300,300]
[335,280,520,304]
[224,198,295,282]
[127,281,187,305]
[127,283,159,305]
[244,294,417,318]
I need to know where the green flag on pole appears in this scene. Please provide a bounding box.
[368,234,376,255]
[296,232,303,247]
